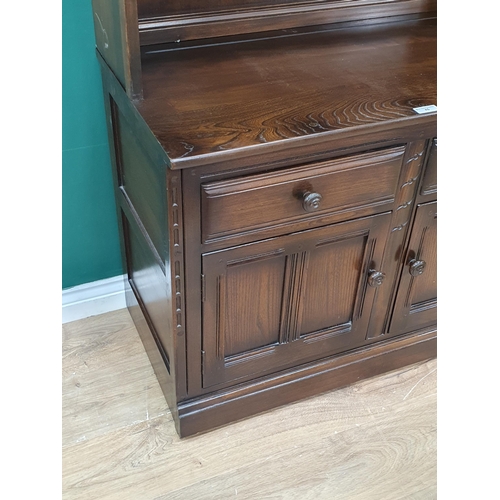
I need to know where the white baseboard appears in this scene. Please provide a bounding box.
[62,274,127,324]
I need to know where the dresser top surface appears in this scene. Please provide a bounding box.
[135,17,437,168]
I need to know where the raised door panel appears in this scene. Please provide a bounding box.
[300,236,366,337]
[390,201,437,334]
[202,212,391,389]
[223,252,286,357]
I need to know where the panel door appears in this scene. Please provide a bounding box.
[202,212,392,388]
[390,201,437,334]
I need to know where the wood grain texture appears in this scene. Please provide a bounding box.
[301,234,364,334]
[225,254,285,356]
[365,138,428,339]
[200,146,404,244]
[201,213,393,390]
[62,309,436,500]
[390,200,437,334]
[136,18,436,167]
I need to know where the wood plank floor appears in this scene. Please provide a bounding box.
[62,309,437,500]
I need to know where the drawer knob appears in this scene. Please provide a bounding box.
[302,191,322,213]
[368,270,385,287]
[409,259,426,277]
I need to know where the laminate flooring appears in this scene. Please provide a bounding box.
[62,309,437,500]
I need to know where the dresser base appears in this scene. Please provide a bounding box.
[126,277,436,437]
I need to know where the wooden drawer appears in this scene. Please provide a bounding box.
[201,146,405,244]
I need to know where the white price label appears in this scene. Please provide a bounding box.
[413,105,437,114]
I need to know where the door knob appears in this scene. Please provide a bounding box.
[368,270,385,287]
[409,259,426,277]
[301,191,322,213]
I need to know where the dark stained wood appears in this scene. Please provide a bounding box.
[365,139,429,339]
[178,327,436,437]
[224,255,285,356]
[390,200,437,334]
[201,146,404,244]
[118,179,187,395]
[94,1,437,437]
[123,211,172,371]
[202,212,392,389]
[97,51,169,167]
[300,235,363,333]
[195,139,437,255]
[98,68,189,410]
[115,104,167,261]
[182,168,206,398]
[181,134,431,399]
[136,18,437,168]
[99,63,185,419]
[138,0,335,18]
[92,0,143,98]
[421,137,437,196]
[176,114,436,173]
[137,0,437,45]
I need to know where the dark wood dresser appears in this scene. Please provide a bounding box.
[92,0,437,437]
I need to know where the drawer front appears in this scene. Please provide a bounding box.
[201,146,405,244]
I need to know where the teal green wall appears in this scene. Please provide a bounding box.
[62,0,123,289]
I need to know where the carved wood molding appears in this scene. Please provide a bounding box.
[169,173,186,343]
[391,141,426,233]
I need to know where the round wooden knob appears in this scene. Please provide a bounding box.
[409,259,426,277]
[368,270,385,287]
[302,191,322,213]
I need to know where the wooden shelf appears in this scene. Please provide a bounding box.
[135,17,436,167]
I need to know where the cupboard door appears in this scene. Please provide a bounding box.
[390,201,437,334]
[202,212,392,388]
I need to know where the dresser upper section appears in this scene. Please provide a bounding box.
[140,17,436,168]
[136,0,436,45]
[92,0,436,99]
[93,0,436,169]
